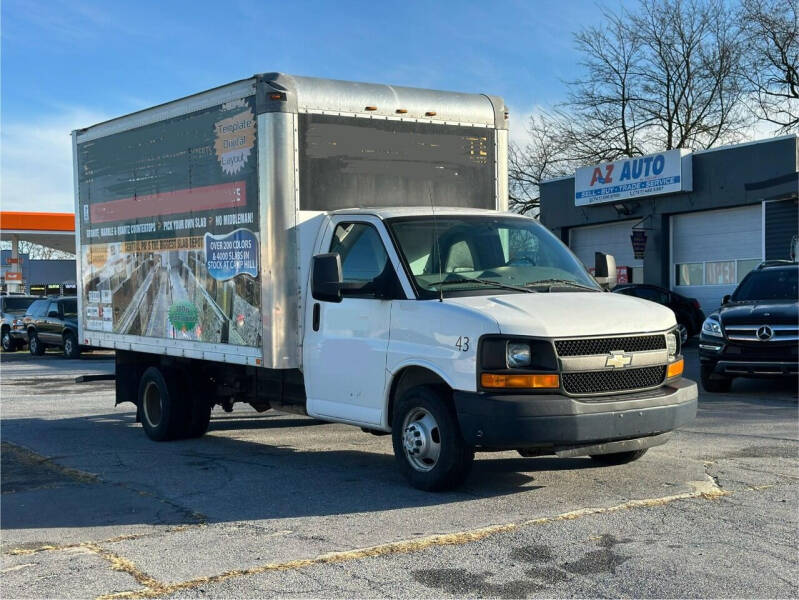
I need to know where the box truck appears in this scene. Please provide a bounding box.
[73,74,697,490]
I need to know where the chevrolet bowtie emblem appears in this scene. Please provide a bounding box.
[605,351,633,368]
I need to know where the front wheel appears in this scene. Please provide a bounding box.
[1,329,16,352]
[28,332,45,356]
[590,449,648,465]
[63,332,80,359]
[391,386,474,491]
[701,363,732,393]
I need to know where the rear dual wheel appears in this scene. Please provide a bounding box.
[139,366,212,441]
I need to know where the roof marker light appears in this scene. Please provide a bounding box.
[425,111,437,117]
[365,106,378,111]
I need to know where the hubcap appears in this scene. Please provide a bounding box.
[143,381,163,428]
[2,333,10,349]
[65,339,72,354]
[401,407,441,472]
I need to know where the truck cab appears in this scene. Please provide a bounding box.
[301,207,696,489]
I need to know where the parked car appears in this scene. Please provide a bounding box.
[0,295,38,352]
[699,261,798,392]
[613,284,705,344]
[14,296,84,358]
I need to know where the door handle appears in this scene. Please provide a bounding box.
[312,303,321,331]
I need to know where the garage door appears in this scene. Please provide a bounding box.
[672,205,762,312]
[569,220,643,282]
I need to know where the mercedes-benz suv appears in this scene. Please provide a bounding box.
[699,261,798,392]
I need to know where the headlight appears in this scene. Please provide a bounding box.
[666,331,678,357]
[702,317,723,337]
[506,342,532,368]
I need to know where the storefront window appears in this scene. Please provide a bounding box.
[676,263,703,286]
[704,261,736,285]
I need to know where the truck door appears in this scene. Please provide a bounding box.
[303,217,405,427]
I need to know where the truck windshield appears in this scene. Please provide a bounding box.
[388,216,600,298]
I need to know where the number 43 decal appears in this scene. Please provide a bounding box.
[455,336,470,352]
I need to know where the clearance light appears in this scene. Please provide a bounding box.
[268,92,286,101]
[425,111,437,117]
[365,106,378,111]
[666,358,684,378]
[395,108,408,114]
[481,373,559,389]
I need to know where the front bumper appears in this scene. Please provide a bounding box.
[9,328,28,343]
[699,335,798,376]
[453,378,698,449]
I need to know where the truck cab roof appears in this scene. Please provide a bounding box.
[326,207,526,220]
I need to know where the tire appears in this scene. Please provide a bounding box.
[677,322,689,345]
[63,332,80,359]
[184,388,213,438]
[701,363,732,393]
[28,331,45,356]
[1,329,16,352]
[138,366,188,441]
[391,385,474,491]
[590,449,648,465]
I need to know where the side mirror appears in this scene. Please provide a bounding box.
[312,253,343,303]
[722,294,731,305]
[594,252,617,290]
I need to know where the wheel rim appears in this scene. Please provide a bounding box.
[677,323,688,344]
[2,333,10,350]
[401,407,441,472]
[143,381,163,428]
[65,338,73,355]
[30,336,37,352]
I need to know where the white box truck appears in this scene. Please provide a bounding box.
[73,74,697,490]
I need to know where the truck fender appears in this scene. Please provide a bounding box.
[383,361,456,430]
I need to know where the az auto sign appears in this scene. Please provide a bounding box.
[574,148,692,206]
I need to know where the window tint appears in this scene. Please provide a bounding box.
[330,223,389,284]
[27,300,49,317]
[733,268,798,301]
[2,297,36,312]
[634,287,669,305]
[61,299,78,318]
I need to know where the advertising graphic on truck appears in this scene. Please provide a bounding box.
[77,96,261,348]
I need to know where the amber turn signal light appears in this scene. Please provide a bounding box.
[481,373,560,389]
[666,358,684,378]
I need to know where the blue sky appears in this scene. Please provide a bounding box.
[1,0,617,212]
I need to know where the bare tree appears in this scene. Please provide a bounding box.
[0,240,75,260]
[740,0,799,133]
[510,0,753,214]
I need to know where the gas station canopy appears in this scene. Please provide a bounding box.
[0,212,76,254]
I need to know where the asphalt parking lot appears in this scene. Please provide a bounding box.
[1,345,797,599]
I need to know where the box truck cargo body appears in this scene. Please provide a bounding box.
[74,74,696,490]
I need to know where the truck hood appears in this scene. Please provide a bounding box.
[446,292,676,338]
[717,300,798,326]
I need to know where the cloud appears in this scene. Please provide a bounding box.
[1,108,109,213]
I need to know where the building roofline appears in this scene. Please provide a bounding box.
[692,133,798,156]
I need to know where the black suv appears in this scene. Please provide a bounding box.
[699,261,798,392]
[15,296,84,358]
[613,283,705,344]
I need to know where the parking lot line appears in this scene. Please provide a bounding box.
[93,477,728,600]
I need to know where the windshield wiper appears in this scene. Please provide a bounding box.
[524,279,600,292]
[433,277,536,294]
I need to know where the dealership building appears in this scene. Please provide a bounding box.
[540,134,798,311]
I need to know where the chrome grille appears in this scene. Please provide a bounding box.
[555,335,665,357]
[723,324,798,342]
[562,366,667,395]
